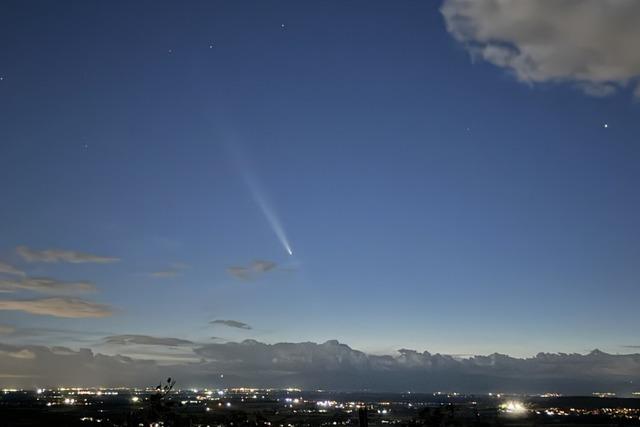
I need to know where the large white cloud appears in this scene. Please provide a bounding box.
[441,0,640,97]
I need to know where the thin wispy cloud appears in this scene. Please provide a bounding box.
[150,263,190,278]
[0,325,16,335]
[210,319,252,330]
[0,261,25,277]
[252,260,276,273]
[0,326,111,343]
[441,0,640,97]
[0,297,113,318]
[227,259,277,280]
[0,277,95,294]
[226,266,251,280]
[16,246,119,264]
[150,270,179,278]
[103,334,194,347]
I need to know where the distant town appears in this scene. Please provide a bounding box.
[2,386,640,426]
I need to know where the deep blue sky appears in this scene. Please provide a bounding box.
[1,0,639,358]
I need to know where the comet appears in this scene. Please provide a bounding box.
[227,142,293,256]
[247,180,293,256]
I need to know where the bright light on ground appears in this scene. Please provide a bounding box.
[502,401,526,414]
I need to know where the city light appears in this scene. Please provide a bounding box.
[502,401,526,414]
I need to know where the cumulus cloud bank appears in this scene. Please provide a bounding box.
[0,277,95,294]
[0,298,113,318]
[1,339,640,394]
[16,246,119,264]
[441,0,640,97]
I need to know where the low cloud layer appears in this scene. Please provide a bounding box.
[16,246,119,264]
[227,259,277,280]
[0,277,95,294]
[0,298,113,318]
[210,319,252,330]
[1,339,640,394]
[441,0,640,97]
[0,261,25,277]
[104,335,193,347]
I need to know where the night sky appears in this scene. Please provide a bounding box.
[1,1,640,387]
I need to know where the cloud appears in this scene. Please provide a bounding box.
[103,335,193,347]
[151,270,179,278]
[0,343,166,387]
[16,246,119,264]
[191,341,640,394]
[0,348,36,360]
[0,326,112,346]
[252,260,276,273]
[0,261,25,277]
[441,0,640,97]
[210,319,252,330]
[226,266,251,280]
[227,260,277,280]
[150,263,190,278]
[2,340,640,393]
[0,298,113,318]
[0,277,95,294]
[0,325,15,335]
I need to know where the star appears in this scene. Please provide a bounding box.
[168,49,173,54]
[0,76,4,81]
[209,44,214,49]
[603,123,609,128]
[281,23,286,29]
